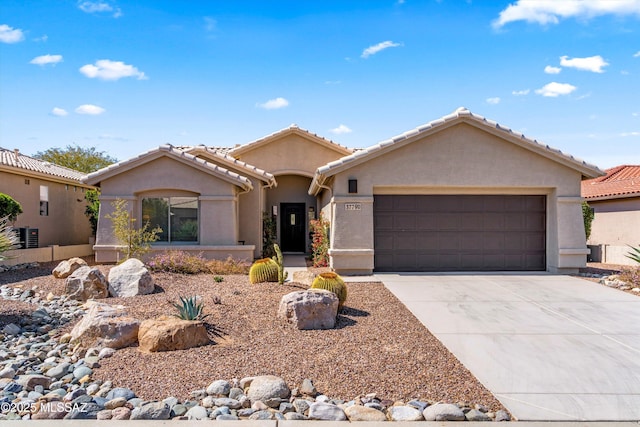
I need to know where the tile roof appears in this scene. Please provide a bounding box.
[0,147,86,182]
[184,146,276,186]
[229,124,353,157]
[582,165,640,200]
[310,107,604,195]
[83,144,252,190]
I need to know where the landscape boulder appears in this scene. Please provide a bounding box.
[278,289,338,330]
[291,271,318,286]
[69,301,140,355]
[422,403,466,421]
[107,258,154,297]
[138,315,209,352]
[65,266,108,301]
[246,375,290,403]
[53,257,88,279]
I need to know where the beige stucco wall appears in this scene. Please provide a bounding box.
[322,122,588,274]
[0,170,93,247]
[587,197,640,265]
[234,134,348,177]
[93,156,249,263]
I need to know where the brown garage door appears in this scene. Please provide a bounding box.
[374,195,546,271]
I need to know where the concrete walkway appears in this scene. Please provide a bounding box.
[379,273,640,421]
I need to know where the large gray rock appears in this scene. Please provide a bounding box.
[308,402,347,421]
[246,375,290,403]
[206,379,231,396]
[465,409,492,421]
[53,257,88,279]
[344,404,386,421]
[69,301,140,354]
[107,258,154,297]
[423,403,466,421]
[130,401,171,420]
[388,405,424,421]
[278,289,338,330]
[65,266,108,301]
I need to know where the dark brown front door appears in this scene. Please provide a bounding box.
[374,195,546,271]
[281,203,306,252]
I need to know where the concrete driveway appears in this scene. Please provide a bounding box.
[378,273,640,421]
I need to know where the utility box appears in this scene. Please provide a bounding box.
[19,227,39,249]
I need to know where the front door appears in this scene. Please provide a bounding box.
[281,203,306,252]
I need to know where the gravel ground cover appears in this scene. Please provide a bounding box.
[0,260,503,411]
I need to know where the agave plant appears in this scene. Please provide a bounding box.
[626,245,640,264]
[173,295,209,321]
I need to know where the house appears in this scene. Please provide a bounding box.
[582,165,640,265]
[0,147,94,248]
[84,108,603,273]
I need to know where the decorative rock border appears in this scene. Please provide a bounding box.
[577,272,640,293]
[0,283,509,421]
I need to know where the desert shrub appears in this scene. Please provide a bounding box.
[582,201,594,240]
[619,267,640,288]
[147,251,209,274]
[310,214,330,267]
[173,295,208,321]
[213,276,224,283]
[106,198,162,261]
[206,256,250,275]
[0,216,20,261]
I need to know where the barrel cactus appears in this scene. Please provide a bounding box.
[311,272,347,310]
[249,258,279,284]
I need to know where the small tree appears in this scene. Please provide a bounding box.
[582,201,594,241]
[105,199,162,262]
[0,216,20,261]
[310,214,330,267]
[84,189,100,236]
[33,145,117,173]
[0,193,23,222]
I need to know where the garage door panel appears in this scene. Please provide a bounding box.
[374,195,546,271]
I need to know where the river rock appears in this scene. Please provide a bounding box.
[130,401,171,420]
[185,405,208,420]
[308,401,347,421]
[278,289,339,330]
[107,258,154,297]
[65,266,108,301]
[246,375,290,403]
[53,258,88,279]
[206,379,231,396]
[388,405,424,421]
[423,403,466,421]
[138,315,209,352]
[466,408,492,421]
[344,404,387,421]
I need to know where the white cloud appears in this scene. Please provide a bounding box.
[78,1,122,18]
[34,34,48,42]
[0,24,25,44]
[330,124,352,134]
[361,40,402,58]
[544,65,562,74]
[30,54,63,66]
[50,107,68,117]
[620,131,640,137]
[256,97,289,110]
[634,51,640,57]
[204,16,216,32]
[324,80,342,85]
[75,104,106,115]
[512,89,530,96]
[486,97,501,105]
[493,0,640,28]
[80,59,147,81]
[535,82,577,97]
[560,55,609,73]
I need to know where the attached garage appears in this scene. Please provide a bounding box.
[309,107,604,275]
[373,195,546,271]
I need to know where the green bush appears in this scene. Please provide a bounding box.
[310,214,330,267]
[213,276,224,283]
[0,193,23,222]
[173,295,208,321]
[582,201,594,240]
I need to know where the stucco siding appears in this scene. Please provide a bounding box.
[588,197,640,247]
[236,134,347,177]
[0,171,92,247]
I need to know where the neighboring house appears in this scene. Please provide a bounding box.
[0,147,94,247]
[84,108,603,274]
[582,165,640,265]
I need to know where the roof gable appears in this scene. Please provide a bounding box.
[229,125,352,157]
[582,165,640,200]
[310,107,604,195]
[83,145,252,191]
[0,147,88,184]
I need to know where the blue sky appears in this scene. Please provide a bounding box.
[1,0,639,169]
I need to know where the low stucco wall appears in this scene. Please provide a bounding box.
[589,244,637,266]
[1,244,94,267]
[93,245,255,264]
